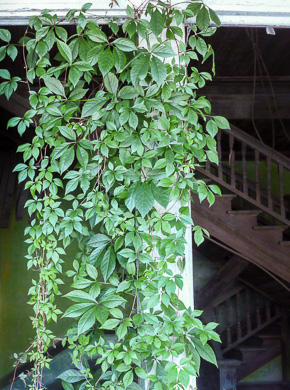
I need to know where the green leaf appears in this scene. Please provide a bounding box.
[151,57,167,86]
[194,227,204,246]
[43,76,66,97]
[196,37,207,56]
[130,55,150,86]
[60,146,75,174]
[213,115,230,129]
[57,39,72,64]
[100,318,120,330]
[55,26,68,41]
[104,72,118,94]
[135,367,146,380]
[96,305,109,324]
[61,382,74,390]
[150,9,165,37]
[206,150,219,165]
[151,184,170,208]
[209,8,221,27]
[82,2,93,11]
[89,233,110,248]
[123,370,134,388]
[0,69,10,80]
[135,183,154,217]
[0,29,11,42]
[196,6,210,31]
[7,45,17,61]
[86,29,108,43]
[58,126,76,141]
[98,48,114,76]
[194,339,218,366]
[81,97,107,118]
[146,294,160,309]
[57,370,84,383]
[78,306,97,335]
[76,146,89,168]
[113,38,136,52]
[153,45,176,58]
[7,117,21,129]
[118,86,138,100]
[69,67,80,87]
[101,246,116,282]
[87,46,102,65]
[113,47,127,72]
[206,119,218,137]
[64,290,96,303]
[63,303,95,318]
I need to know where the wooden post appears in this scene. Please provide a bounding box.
[218,360,240,390]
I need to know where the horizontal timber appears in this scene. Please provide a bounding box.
[198,80,290,120]
[0,0,290,27]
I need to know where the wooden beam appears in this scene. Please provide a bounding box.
[198,81,290,120]
[196,255,248,309]
[191,198,290,282]
[1,0,290,27]
[0,90,29,118]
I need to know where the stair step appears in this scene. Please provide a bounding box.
[227,210,261,216]
[259,334,281,340]
[279,241,290,246]
[252,225,287,231]
[218,194,237,199]
[239,346,268,352]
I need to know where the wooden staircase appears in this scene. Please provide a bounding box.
[191,193,290,281]
[212,286,282,355]
[192,123,290,388]
[192,123,290,281]
[196,123,290,226]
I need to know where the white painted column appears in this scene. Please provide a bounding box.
[143,18,196,389]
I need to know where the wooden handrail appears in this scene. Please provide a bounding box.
[198,123,290,225]
[223,124,290,171]
[213,285,282,354]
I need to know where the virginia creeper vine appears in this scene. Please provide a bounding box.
[0,0,230,389]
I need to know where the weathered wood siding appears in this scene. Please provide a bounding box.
[0,0,290,27]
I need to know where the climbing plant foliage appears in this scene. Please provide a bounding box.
[0,1,230,389]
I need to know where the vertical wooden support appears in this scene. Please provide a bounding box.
[246,288,252,333]
[281,310,289,384]
[217,131,223,179]
[255,150,261,203]
[226,299,231,346]
[255,293,261,327]
[229,135,236,187]
[219,361,240,390]
[241,142,248,195]
[266,301,271,321]
[279,164,285,218]
[266,156,273,210]
[236,292,242,340]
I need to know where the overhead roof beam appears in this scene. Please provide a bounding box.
[0,0,290,27]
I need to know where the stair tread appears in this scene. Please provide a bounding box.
[239,346,268,351]
[253,225,287,231]
[218,194,237,199]
[259,334,281,339]
[279,241,290,246]
[227,210,261,216]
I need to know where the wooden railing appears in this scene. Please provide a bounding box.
[213,286,281,354]
[197,124,290,226]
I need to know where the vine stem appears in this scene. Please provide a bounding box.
[10,344,34,390]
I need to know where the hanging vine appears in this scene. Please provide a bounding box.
[0,1,230,389]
